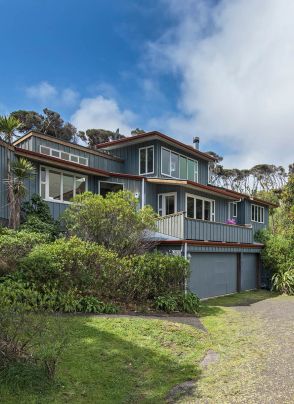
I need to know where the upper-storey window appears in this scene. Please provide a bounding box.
[251,204,264,223]
[139,146,154,174]
[40,145,88,166]
[161,147,198,182]
[186,193,215,222]
[40,166,87,204]
[229,202,238,218]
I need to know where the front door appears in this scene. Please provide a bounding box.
[158,193,177,216]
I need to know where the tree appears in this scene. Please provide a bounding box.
[0,115,21,228]
[5,158,35,229]
[63,191,157,256]
[78,128,125,148]
[131,128,146,136]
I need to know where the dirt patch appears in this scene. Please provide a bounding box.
[166,380,197,403]
[200,350,220,368]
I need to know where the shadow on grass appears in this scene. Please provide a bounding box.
[202,289,279,308]
[1,316,202,403]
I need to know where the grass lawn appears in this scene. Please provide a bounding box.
[0,290,275,403]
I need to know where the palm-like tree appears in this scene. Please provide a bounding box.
[0,115,32,228]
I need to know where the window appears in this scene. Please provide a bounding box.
[185,193,215,221]
[139,146,154,174]
[161,147,198,181]
[40,166,87,203]
[158,193,177,216]
[251,204,264,223]
[39,145,88,166]
[99,181,124,197]
[229,202,238,218]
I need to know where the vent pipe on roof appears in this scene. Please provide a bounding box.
[193,136,200,150]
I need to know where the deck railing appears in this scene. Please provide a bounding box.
[156,212,253,243]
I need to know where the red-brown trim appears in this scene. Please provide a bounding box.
[96,131,216,161]
[0,139,14,151]
[14,148,142,180]
[159,240,264,249]
[186,180,243,200]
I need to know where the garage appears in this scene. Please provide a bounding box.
[189,253,237,299]
[241,253,257,291]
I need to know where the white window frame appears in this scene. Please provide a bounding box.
[40,166,88,204]
[251,204,264,223]
[139,145,154,175]
[158,192,177,216]
[229,202,238,218]
[98,181,124,195]
[161,147,199,182]
[40,145,89,166]
[185,193,215,222]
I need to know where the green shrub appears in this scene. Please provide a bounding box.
[272,269,294,295]
[155,292,200,314]
[0,230,48,276]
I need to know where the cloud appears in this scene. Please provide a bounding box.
[25,81,79,107]
[71,95,135,135]
[148,0,294,168]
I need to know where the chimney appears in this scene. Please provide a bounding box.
[193,136,200,150]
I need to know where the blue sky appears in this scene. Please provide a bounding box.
[0,0,293,168]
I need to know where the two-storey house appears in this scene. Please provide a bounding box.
[0,130,275,298]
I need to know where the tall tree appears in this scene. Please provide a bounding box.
[78,128,125,148]
[131,128,146,136]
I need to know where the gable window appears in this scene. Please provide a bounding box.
[158,193,177,216]
[98,181,124,197]
[229,202,238,218]
[139,146,154,174]
[186,194,215,222]
[40,166,87,203]
[161,147,198,181]
[251,204,264,223]
[40,145,88,166]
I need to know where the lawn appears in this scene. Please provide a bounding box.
[0,290,274,403]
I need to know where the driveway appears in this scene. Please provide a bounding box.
[194,293,294,404]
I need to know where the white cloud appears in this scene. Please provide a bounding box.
[25,81,79,107]
[148,0,294,168]
[71,95,135,135]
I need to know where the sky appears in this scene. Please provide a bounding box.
[0,0,293,169]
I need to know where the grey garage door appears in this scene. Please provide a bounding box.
[241,254,257,291]
[189,253,237,299]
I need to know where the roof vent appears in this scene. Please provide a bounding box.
[193,136,200,150]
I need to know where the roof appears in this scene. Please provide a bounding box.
[14,148,142,180]
[158,240,264,249]
[13,131,123,162]
[95,131,216,162]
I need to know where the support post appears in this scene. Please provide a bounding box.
[256,254,261,289]
[236,252,241,292]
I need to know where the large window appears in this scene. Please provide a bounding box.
[99,181,124,197]
[161,147,198,181]
[158,193,177,216]
[251,204,264,223]
[186,193,215,222]
[40,145,88,166]
[40,166,87,203]
[139,146,154,174]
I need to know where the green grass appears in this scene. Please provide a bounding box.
[0,290,282,403]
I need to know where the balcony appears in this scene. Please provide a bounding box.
[156,212,254,244]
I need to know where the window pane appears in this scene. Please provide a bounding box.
[40,146,50,155]
[187,160,194,181]
[140,148,146,174]
[233,203,237,217]
[79,157,87,166]
[261,208,264,223]
[171,152,179,178]
[51,150,60,158]
[41,167,46,183]
[187,197,195,218]
[251,205,255,221]
[158,195,163,216]
[61,152,69,161]
[257,207,260,222]
[63,174,74,202]
[204,200,211,221]
[99,182,123,197]
[165,195,175,215]
[194,161,199,182]
[196,199,203,219]
[70,155,78,163]
[76,177,86,195]
[147,148,153,173]
[49,171,61,200]
[41,183,46,199]
[161,149,170,175]
[180,156,187,179]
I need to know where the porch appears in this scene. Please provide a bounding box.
[156,212,254,244]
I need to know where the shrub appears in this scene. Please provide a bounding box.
[63,191,157,256]
[0,229,48,276]
[154,292,200,314]
[272,269,294,295]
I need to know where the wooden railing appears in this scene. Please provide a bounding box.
[156,212,185,239]
[156,212,254,243]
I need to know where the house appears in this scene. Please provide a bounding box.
[0,130,276,298]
